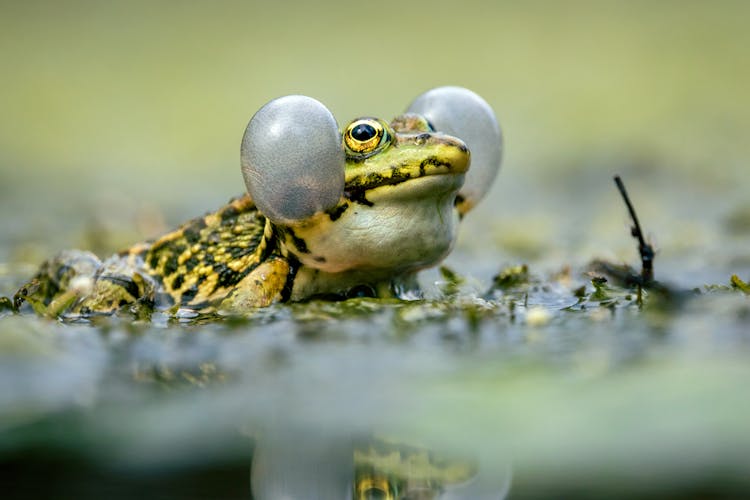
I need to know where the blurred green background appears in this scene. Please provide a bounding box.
[1,0,749,284]
[2,3,750,498]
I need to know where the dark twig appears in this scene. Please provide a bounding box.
[614,175,654,284]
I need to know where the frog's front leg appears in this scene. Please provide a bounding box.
[218,257,291,314]
[389,272,422,300]
[347,273,422,300]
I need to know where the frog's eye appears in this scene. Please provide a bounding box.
[343,118,389,155]
[407,86,503,214]
[241,95,345,224]
[355,475,395,500]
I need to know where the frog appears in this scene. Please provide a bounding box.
[251,433,485,499]
[12,86,502,319]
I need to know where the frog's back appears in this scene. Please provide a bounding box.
[137,194,274,310]
[14,195,278,317]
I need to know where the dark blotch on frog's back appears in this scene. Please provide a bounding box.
[226,245,253,259]
[147,252,160,271]
[180,284,199,304]
[183,226,203,245]
[220,205,239,223]
[163,254,179,275]
[171,274,184,290]
[214,263,241,288]
[183,255,200,272]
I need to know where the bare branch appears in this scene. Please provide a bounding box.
[614,175,654,283]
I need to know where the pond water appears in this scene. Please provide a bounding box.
[2,1,750,498]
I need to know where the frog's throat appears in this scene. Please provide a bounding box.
[275,178,461,276]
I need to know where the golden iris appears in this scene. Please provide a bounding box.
[344,118,387,154]
[355,475,395,500]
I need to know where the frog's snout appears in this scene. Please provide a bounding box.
[431,133,471,175]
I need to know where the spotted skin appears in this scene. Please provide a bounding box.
[353,437,478,497]
[141,196,272,310]
[15,196,281,317]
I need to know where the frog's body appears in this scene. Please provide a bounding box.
[15,87,502,319]
[14,115,471,318]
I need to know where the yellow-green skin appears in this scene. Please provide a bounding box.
[14,114,470,318]
[352,437,477,499]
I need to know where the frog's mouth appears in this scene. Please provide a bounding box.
[343,137,470,202]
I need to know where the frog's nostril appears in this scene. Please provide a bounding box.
[415,133,431,145]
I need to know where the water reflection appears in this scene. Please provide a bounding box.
[251,431,511,499]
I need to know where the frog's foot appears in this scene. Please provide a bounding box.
[218,257,290,315]
[13,250,101,317]
[390,272,422,301]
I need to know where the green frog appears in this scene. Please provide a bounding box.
[252,433,486,499]
[13,87,502,318]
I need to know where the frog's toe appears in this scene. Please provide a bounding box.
[407,86,502,214]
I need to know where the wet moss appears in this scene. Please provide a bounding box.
[490,264,530,291]
[438,265,464,296]
[0,296,13,314]
[730,274,750,295]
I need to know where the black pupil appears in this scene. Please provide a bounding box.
[362,488,388,500]
[351,123,377,141]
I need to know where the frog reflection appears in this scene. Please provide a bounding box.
[251,433,511,500]
[352,438,478,499]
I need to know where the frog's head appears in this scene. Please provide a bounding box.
[240,87,502,276]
